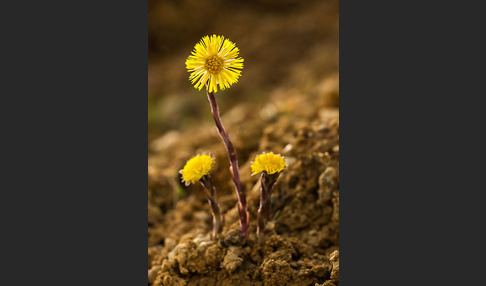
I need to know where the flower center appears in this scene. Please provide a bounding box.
[205,56,224,74]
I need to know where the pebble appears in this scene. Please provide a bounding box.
[317,124,329,132]
[148,266,161,284]
[164,238,176,250]
[284,156,297,166]
[168,243,186,260]
[221,246,243,274]
[149,131,180,152]
[282,143,293,154]
[194,210,210,222]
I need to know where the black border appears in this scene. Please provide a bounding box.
[2,1,148,284]
[341,0,485,284]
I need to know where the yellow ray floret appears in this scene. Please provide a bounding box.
[185,34,244,93]
[180,154,215,185]
[250,152,286,175]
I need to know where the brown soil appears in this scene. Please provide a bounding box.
[148,73,339,285]
[148,0,339,284]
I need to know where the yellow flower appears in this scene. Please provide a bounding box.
[250,153,286,176]
[180,154,215,185]
[185,35,244,93]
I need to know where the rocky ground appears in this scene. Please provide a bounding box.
[148,73,339,285]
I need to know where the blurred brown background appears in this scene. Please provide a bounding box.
[148,0,339,142]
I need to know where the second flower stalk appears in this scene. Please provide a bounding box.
[180,154,223,240]
[251,152,286,242]
[199,174,223,240]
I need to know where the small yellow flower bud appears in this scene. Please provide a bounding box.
[250,152,286,176]
[180,154,215,186]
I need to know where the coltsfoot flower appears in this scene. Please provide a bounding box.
[180,154,223,239]
[251,152,286,176]
[185,35,244,93]
[251,152,286,243]
[180,154,215,186]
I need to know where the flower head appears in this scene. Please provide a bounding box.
[185,35,244,93]
[250,152,286,176]
[180,154,215,186]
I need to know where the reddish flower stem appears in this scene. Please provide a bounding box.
[257,173,279,243]
[200,175,223,240]
[206,89,250,238]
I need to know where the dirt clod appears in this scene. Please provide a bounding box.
[261,259,293,286]
[222,246,244,274]
[329,250,339,283]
